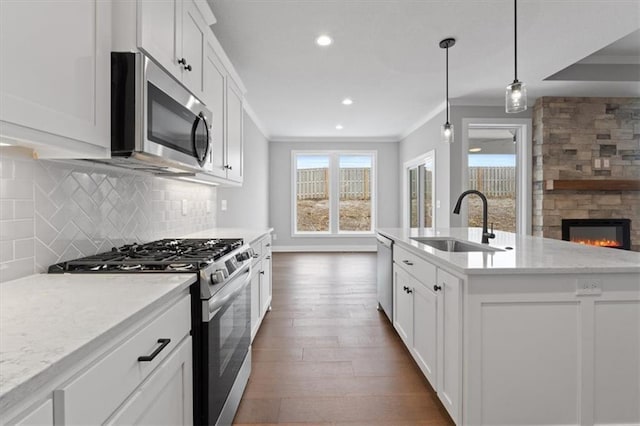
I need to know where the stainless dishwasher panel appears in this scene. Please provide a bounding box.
[376,234,393,322]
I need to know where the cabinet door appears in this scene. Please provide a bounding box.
[260,254,272,316]
[138,0,181,78]
[181,0,206,97]
[250,268,261,341]
[14,399,53,426]
[106,337,193,425]
[412,282,438,388]
[203,42,227,178]
[393,266,413,346]
[437,268,461,424]
[0,0,110,155]
[225,80,244,183]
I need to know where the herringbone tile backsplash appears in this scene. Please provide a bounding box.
[0,148,217,282]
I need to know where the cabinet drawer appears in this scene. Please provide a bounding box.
[55,294,191,425]
[393,244,436,285]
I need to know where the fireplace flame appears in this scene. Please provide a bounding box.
[571,238,622,248]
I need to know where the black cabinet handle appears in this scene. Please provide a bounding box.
[185,64,192,72]
[407,288,413,294]
[260,271,265,275]
[138,338,171,362]
[403,285,409,292]
[402,260,413,266]
[433,285,442,292]
[224,164,233,170]
[266,256,271,260]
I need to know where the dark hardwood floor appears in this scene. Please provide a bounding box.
[233,252,454,425]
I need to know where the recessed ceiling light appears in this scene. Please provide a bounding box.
[342,98,353,106]
[336,124,343,130]
[469,147,482,153]
[316,35,333,47]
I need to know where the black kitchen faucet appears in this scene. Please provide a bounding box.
[452,190,496,244]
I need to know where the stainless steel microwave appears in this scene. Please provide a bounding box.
[110,52,213,174]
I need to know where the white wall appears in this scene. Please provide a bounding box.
[398,105,532,228]
[216,112,270,228]
[398,109,451,227]
[269,141,399,250]
[449,105,532,226]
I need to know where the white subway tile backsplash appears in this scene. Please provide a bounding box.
[14,200,34,219]
[0,179,32,199]
[0,151,217,282]
[14,238,34,259]
[0,258,34,282]
[0,219,33,241]
[0,200,13,220]
[0,241,14,262]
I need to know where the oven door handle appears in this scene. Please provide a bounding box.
[204,264,252,322]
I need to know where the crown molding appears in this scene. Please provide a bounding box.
[268,136,400,143]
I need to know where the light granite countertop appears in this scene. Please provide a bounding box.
[178,227,273,245]
[0,273,196,414]
[377,227,640,275]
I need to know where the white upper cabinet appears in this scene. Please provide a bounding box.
[137,0,207,103]
[0,0,111,158]
[203,42,226,178]
[225,79,244,183]
[138,0,182,78]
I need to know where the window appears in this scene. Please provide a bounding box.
[293,151,375,235]
[405,151,435,231]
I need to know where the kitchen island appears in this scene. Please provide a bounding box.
[377,227,640,426]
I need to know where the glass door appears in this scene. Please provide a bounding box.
[406,151,435,231]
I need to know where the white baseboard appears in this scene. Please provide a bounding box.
[271,245,377,252]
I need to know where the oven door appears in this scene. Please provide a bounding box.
[201,264,251,425]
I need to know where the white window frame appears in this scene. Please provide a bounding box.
[402,150,436,231]
[291,150,377,237]
[461,118,532,235]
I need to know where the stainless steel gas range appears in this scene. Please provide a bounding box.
[49,238,255,426]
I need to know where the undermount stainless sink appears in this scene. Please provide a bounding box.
[411,237,504,253]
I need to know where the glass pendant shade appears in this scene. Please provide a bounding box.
[506,80,527,113]
[441,122,454,144]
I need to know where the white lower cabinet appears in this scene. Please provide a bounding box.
[53,293,192,425]
[250,265,261,340]
[250,233,273,341]
[105,337,193,425]
[392,253,461,424]
[13,399,53,426]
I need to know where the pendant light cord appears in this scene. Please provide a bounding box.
[446,45,449,122]
[514,0,518,81]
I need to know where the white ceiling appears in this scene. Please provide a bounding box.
[207,1,640,141]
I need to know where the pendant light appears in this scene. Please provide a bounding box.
[505,0,527,113]
[439,38,455,144]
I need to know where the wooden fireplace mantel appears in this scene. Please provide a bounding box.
[545,179,640,191]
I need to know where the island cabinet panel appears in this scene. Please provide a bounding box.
[392,265,414,346]
[436,269,461,424]
[412,281,438,386]
[593,300,640,425]
[464,273,640,426]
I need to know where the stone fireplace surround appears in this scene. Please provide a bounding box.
[532,97,640,252]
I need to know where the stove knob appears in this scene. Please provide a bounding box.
[210,269,226,284]
[236,252,250,262]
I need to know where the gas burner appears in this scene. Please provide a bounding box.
[167,263,195,271]
[89,265,105,271]
[119,264,142,271]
